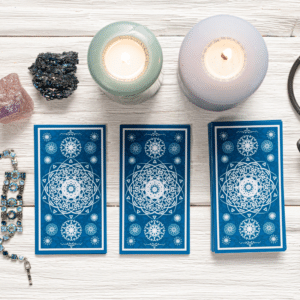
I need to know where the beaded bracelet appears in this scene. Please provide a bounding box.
[0,149,32,285]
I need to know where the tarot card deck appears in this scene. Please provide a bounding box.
[209,120,286,253]
[34,125,106,254]
[120,125,190,254]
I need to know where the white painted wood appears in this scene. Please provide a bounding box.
[0,0,299,37]
[0,207,299,299]
[1,37,300,206]
[0,2,300,299]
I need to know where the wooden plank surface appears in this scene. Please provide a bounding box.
[0,1,300,299]
[0,0,300,37]
[1,207,300,300]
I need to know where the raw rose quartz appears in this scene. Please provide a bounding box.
[0,73,34,124]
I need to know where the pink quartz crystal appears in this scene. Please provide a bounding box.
[0,73,34,124]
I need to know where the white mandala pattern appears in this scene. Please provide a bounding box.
[91,236,99,245]
[145,138,166,159]
[42,159,101,218]
[43,236,52,246]
[224,223,236,235]
[222,141,234,154]
[174,157,181,165]
[90,214,98,222]
[237,135,258,156]
[90,156,98,164]
[90,133,99,141]
[221,156,229,163]
[239,218,260,240]
[174,133,183,142]
[219,132,228,140]
[222,236,231,245]
[168,224,180,236]
[126,160,184,219]
[267,130,275,139]
[60,137,81,158]
[128,134,136,142]
[128,157,136,164]
[46,223,58,236]
[44,214,52,222]
[85,223,97,236]
[128,214,136,222]
[174,237,182,246]
[222,213,230,222]
[268,212,276,220]
[267,154,275,162]
[174,214,181,222]
[263,222,275,235]
[144,220,165,241]
[127,236,135,246]
[169,143,181,155]
[61,220,82,241]
[43,133,52,142]
[129,224,142,236]
[269,234,278,244]
[220,157,278,218]
[84,142,97,154]
[44,156,52,164]
[130,143,142,155]
[45,142,57,155]
[261,140,273,153]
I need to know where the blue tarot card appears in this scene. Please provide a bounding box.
[34,125,106,254]
[208,120,286,253]
[120,125,190,254]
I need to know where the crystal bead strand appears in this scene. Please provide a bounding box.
[0,149,32,285]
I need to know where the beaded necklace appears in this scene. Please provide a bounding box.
[0,149,32,285]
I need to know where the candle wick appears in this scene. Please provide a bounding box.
[221,53,228,60]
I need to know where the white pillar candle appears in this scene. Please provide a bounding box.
[178,15,268,111]
[88,22,163,105]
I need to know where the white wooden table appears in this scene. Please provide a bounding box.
[1,1,300,299]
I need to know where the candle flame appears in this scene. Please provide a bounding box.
[121,52,130,65]
[221,48,232,61]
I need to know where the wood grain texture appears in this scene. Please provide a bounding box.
[1,37,300,206]
[0,2,300,299]
[0,0,299,37]
[0,207,299,300]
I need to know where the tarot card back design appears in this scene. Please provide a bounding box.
[209,120,286,253]
[120,125,190,254]
[35,125,106,254]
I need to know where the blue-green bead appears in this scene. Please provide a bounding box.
[9,183,18,192]
[11,254,17,260]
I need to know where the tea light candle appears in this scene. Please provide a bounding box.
[88,22,163,104]
[178,15,268,111]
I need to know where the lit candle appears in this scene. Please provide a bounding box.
[203,38,246,81]
[103,36,148,81]
[88,22,163,104]
[178,15,268,111]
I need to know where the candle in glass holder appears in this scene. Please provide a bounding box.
[178,15,268,111]
[88,22,163,104]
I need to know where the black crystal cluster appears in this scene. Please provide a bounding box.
[29,51,79,101]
